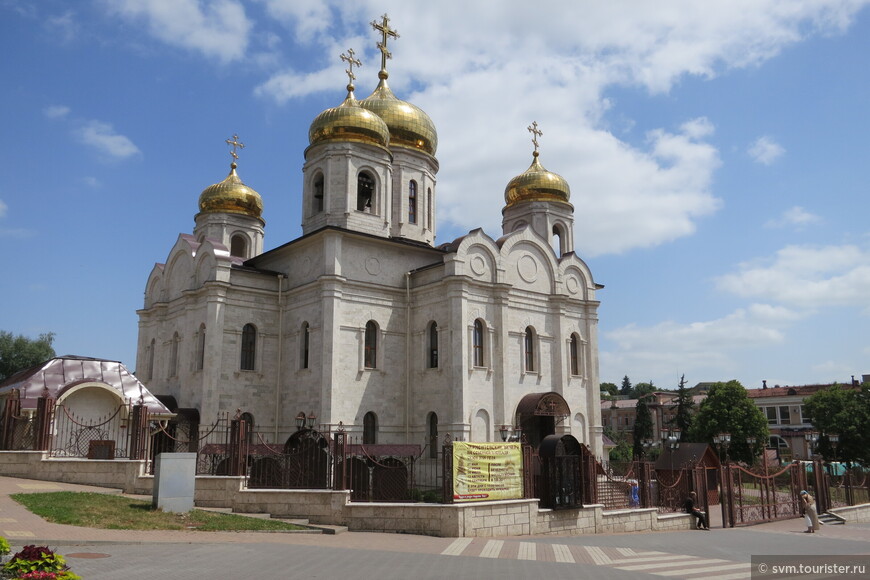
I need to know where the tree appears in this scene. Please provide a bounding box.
[603,426,633,463]
[619,375,632,397]
[632,393,655,459]
[690,380,768,465]
[633,381,656,399]
[0,331,56,382]
[600,382,618,400]
[672,374,695,437]
[803,383,870,466]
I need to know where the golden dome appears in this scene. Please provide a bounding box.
[359,76,437,156]
[504,152,571,207]
[309,85,391,149]
[198,163,263,219]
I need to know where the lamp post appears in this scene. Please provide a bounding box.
[307,411,317,430]
[295,411,306,431]
[714,432,731,464]
[499,425,510,442]
[804,431,819,459]
[827,433,839,462]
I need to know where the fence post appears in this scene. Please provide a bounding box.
[128,404,149,460]
[228,418,246,477]
[333,430,347,490]
[34,397,54,451]
[441,436,453,503]
[522,443,535,500]
[0,395,21,450]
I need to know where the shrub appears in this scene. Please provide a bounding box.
[0,538,9,557]
[2,545,80,580]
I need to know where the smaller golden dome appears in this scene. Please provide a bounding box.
[360,77,437,156]
[309,86,390,149]
[504,152,571,207]
[198,163,263,219]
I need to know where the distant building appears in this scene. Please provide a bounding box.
[600,391,705,444]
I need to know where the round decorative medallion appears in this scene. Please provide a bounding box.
[365,257,381,276]
[470,255,487,276]
[566,276,580,295]
[518,254,538,283]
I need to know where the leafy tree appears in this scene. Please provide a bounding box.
[803,383,870,465]
[690,380,768,465]
[633,381,656,399]
[600,382,618,400]
[0,331,56,382]
[603,426,633,463]
[672,374,695,437]
[632,393,655,459]
[619,375,633,397]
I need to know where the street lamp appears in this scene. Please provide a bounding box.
[804,431,819,459]
[714,432,731,463]
[295,411,306,430]
[307,411,317,429]
[499,424,511,442]
[827,433,839,461]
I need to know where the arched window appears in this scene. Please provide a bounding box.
[364,321,378,369]
[524,326,536,372]
[552,224,564,256]
[427,412,438,459]
[408,180,417,223]
[363,411,378,444]
[240,412,255,441]
[169,332,179,378]
[195,324,206,371]
[473,319,485,367]
[357,171,374,212]
[147,338,155,380]
[428,321,438,368]
[301,322,310,369]
[569,333,580,375]
[313,174,324,213]
[230,234,248,258]
[241,324,257,371]
[427,187,432,230]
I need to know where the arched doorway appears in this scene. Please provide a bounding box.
[514,392,571,449]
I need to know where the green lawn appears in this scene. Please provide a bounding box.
[11,492,308,532]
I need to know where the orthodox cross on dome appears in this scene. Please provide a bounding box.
[225,134,245,162]
[527,121,543,155]
[340,48,362,87]
[371,13,399,73]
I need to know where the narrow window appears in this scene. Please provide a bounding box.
[364,321,378,369]
[357,172,374,212]
[230,234,247,258]
[569,334,579,375]
[408,180,417,223]
[196,324,206,371]
[427,412,438,459]
[552,225,564,256]
[301,322,310,369]
[169,332,179,378]
[427,188,432,230]
[524,327,536,372]
[428,321,438,368]
[147,338,155,380]
[363,411,377,444]
[241,324,257,371]
[313,174,324,213]
[473,319,485,367]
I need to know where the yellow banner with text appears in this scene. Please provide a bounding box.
[452,442,523,502]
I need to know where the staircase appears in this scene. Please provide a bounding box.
[818,512,846,525]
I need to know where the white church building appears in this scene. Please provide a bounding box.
[137,17,603,458]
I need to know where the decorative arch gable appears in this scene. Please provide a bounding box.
[144,264,165,308]
[448,229,501,282]
[501,236,556,294]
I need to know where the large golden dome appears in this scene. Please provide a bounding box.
[504,152,571,207]
[309,85,390,150]
[359,75,437,156]
[198,163,263,220]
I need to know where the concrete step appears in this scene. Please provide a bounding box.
[819,512,846,525]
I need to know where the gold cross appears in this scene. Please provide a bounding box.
[225,134,245,162]
[371,14,399,72]
[528,122,543,154]
[340,48,362,86]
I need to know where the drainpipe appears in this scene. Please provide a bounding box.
[405,271,411,443]
[275,274,285,443]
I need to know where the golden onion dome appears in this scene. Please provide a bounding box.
[504,151,571,207]
[359,75,437,156]
[309,83,391,149]
[198,163,263,220]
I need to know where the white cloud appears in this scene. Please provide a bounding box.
[77,120,141,160]
[102,0,252,63]
[764,206,823,229]
[45,10,78,43]
[748,135,785,164]
[716,244,870,308]
[250,1,867,255]
[43,105,70,119]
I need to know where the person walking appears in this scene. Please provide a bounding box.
[684,491,709,530]
[800,490,820,533]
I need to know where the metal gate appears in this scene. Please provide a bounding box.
[721,462,802,527]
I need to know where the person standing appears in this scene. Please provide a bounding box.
[800,490,820,533]
[684,491,709,530]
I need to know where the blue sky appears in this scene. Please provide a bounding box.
[3,0,869,391]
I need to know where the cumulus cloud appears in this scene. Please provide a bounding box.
[43,105,70,119]
[716,244,870,308]
[764,206,823,229]
[45,10,78,43]
[101,0,252,63]
[748,135,785,164]
[77,120,141,160]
